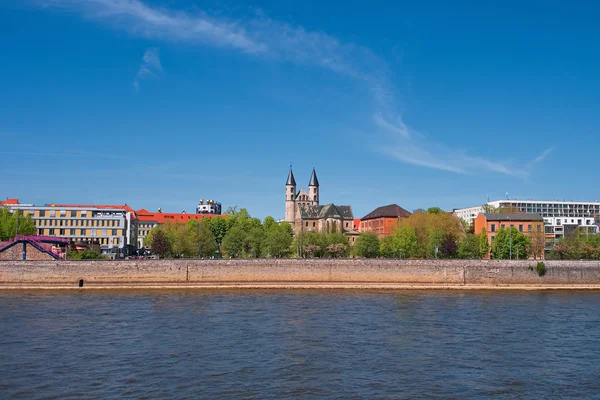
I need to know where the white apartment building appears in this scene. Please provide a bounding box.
[453,205,484,224]
[454,200,600,240]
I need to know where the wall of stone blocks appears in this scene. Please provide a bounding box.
[1,259,600,287]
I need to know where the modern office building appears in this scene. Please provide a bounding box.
[2,200,135,258]
[454,199,600,241]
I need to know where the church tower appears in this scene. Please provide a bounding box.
[309,167,319,206]
[285,166,297,223]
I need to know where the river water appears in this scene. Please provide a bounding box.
[1,290,600,399]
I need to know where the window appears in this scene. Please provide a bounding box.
[578,219,582,225]
[491,224,496,232]
[537,225,542,232]
[501,224,506,229]
[49,229,55,235]
[39,210,46,217]
[60,210,66,217]
[491,236,495,242]
[59,220,64,227]
[112,229,117,236]
[305,222,308,227]
[70,229,76,235]
[519,224,523,232]
[312,222,316,227]
[59,229,65,236]
[102,229,107,236]
[528,224,532,232]
[80,229,86,236]
[49,210,56,217]
[70,210,77,217]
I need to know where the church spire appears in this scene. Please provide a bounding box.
[286,165,296,186]
[309,167,319,187]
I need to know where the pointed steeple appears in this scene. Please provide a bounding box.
[286,165,296,186]
[309,167,319,187]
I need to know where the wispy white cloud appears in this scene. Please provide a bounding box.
[531,147,555,164]
[34,0,552,176]
[133,47,162,91]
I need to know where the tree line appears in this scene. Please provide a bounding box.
[144,208,294,259]
[352,208,548,259]
[551,231,600,260]
[0,208,37,241]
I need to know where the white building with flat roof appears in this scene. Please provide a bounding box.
[454,199,600,240]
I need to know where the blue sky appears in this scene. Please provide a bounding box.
[1,0,599,219]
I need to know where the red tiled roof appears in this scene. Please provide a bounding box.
[0,198,19,205]
[135,209,224,224]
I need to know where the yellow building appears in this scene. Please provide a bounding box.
[4,201,134,259]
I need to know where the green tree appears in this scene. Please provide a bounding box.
[393,226,419,258]
[0,208,36,240]
[353,232,380,258]
[172,223,197,258]
[265,222,293,258]
[210,217,229,245]
[427,207,445,215]
[458,233,481,259]
[247,226,266,258]
[479,228,489,258]
[491,227,531,260]
[380,235,397,258]
[197,218,218,257]
[222,225,246,258]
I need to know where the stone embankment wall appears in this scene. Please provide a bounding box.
[1,259,600,287]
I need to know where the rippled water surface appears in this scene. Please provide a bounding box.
[2,290,600,399]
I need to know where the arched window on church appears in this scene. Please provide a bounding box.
[313,195,317,201]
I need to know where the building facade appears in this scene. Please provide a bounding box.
[3,201,134,258]
[284,167,357,240]
[455,199,600,242]
[474,213,545,259]
[360,204,412,238]
[197,199,222,215]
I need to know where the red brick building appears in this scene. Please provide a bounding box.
[360,204,412,238]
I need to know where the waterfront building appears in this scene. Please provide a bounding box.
[455,199,600,241]
[284,167,356,240]
[360,204,412,238]
[474,213,545,259]
[2,200,134,259]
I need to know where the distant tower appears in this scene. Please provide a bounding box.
[309,167,319,205]
[285,165,297,223]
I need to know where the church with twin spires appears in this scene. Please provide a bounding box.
[284,167,358,241]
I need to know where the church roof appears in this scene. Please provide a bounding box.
[309,168,319,187]
[299,203,354,220]
[361,204,412,221]
[286,169,296,186]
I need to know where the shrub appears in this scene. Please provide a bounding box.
[536,261,546,277]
